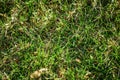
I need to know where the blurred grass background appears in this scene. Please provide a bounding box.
[0,0,120,80]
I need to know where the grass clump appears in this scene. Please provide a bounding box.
[0,0,120,80]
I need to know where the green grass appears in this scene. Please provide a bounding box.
[0,0,120,80]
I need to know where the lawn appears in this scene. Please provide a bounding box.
[0,0,120,80]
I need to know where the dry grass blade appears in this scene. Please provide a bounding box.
[30,68,48,79]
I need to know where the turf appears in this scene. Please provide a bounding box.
[0,0,120,80]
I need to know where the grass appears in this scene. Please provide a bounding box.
[0,0,120,80]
